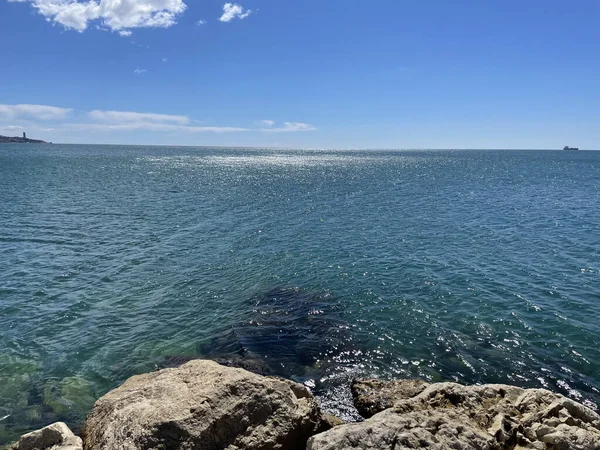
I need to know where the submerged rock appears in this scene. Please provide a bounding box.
[8,422,81,450]
[81,359,324,450]
[197,287,350,378]
[42,376,96,420]
[308,380,600,449]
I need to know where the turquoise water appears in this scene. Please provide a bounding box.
[1,145,599,443]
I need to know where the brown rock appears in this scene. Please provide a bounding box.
[9,422,82,450]
[319,414,346,430]
[350,379,429,418]
[81,359,322,450]
[309,381,600,449]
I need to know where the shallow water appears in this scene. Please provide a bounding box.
[1,145,599,443]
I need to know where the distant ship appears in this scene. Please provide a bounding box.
[563,146,579,151]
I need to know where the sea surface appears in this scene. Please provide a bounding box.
[1,145,599,444]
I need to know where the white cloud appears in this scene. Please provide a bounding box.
[0,104,72,121]
[196,19,206,25]
[0,104,315,137]
[7,0,187,33]
[262,122,316,132]
[88,110,189,125]
[74,108,249,132]
[133,68,147,74]
[219,3,251,22]
[68,122,248,133]
[67,108,247,132]
[119,30,132,36]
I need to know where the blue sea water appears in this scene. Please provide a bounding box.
[1,145,599,443]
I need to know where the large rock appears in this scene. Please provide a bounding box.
[308,381,600,449]
[81,359,323,450]
[9,422,82,450]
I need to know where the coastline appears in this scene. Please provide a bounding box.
[0,135,47,144]
[7,358,600,449]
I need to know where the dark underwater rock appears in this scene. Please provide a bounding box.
[197,286,350,379]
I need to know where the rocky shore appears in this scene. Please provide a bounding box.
[8,359,600,449]
[0,134,47,144]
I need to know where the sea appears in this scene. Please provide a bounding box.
[1,144,599,444]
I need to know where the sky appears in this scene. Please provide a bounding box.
[0,0,599,149]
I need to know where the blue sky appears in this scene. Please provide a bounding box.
[1,0,599,148]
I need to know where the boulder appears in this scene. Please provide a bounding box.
[81,359,323,450]
[308,381,600,450]
[8,422,82,450]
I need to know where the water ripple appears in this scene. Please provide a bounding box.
[0,146,599,443]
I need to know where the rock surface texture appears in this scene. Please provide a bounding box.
[8,422,82,450]
[309,380,600,450]
[81,359,323,450]
[351,379,429,418]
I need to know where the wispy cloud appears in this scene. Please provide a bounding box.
[162,57,168,62]
[219,3,251,22]
[261,122,317,132]
[88,110,189,125]
[67,123,249,133]
[119,30,133,37]
[196,19,207,25]
[82,108,246,132]
[1,103,316,136]
[0,104,72,121]
[134,68,147,74]
[7,0,187,33]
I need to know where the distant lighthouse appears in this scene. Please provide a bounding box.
[23,132,26,139]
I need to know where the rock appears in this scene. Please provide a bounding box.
[320,414,346,429]
[160,354,272,376]
[8,422,82,450]
[81,359,323,450]
[42,376,97,419]
[308,381,600,450]
[197,287,351,378]
[308,408,495,450]
[211,356,272,376]
[350,379,429,418]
